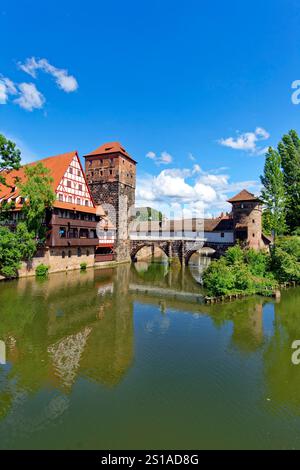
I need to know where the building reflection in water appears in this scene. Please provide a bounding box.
[0,260,299,429]
[0,341,5,365]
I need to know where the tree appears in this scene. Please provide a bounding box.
[277,130,300,233]
[19,162,56,239]
[0,134,21,186]
[0,223,36,278]
[260,147,286,238]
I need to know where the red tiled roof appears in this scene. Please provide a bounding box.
[0,151,77,201]
[0,151,106,216]
[84,141,136,162]
[227,189,260,203]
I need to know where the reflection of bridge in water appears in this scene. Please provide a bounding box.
[0,261,279,432]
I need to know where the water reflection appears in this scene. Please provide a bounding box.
[0,261,299,449]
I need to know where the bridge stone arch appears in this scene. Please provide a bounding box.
[130,239,233,265]
[130,240,170,261]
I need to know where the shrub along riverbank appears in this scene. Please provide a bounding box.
[202,237,300,298]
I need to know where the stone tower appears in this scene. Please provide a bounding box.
[84,142,136,262]
[228,189,263,250]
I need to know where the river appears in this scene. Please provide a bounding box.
[0,258,300,450]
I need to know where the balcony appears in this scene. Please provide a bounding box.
[51,214,97,228]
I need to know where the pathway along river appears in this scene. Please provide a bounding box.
[0,257,300,450]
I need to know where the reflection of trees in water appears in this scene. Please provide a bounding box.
[0,263,300,428]
[263,288,300,413]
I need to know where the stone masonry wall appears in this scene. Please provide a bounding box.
[17,247,95,278]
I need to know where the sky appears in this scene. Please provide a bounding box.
[0,0,300,217]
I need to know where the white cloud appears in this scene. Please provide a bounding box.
[14,82,45,111]
[0,82,7,104]
[0,77,17,104]
[219,127,270,155]
[19,57,78,92]
[146,150,173,165]
[136,163,260,218]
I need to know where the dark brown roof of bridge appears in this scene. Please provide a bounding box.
[227,189,260,203]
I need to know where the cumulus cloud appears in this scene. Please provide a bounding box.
[18,57,78,92]
[0,77,17,104]
[219,127,270,155]
[136,164,260,218]
[14,83,45,111]
[0,75,45,111]
[146,150,173,165]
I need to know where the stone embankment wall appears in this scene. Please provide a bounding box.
[17,247,94,278]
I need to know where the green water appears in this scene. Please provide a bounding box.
[0,260,300,450]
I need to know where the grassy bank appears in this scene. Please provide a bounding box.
[202,237,300,298]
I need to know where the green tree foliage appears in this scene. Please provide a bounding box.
[202,258,236,296]
[260,147,286,237]
[0,134,21,186]
[277,130,300,232]
[20,162,55,238]
[203,244,277,297]
[203,239,300,298]
[0,223,36,278]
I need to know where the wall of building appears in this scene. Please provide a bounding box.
[204,231,234,244]
[17,247,95,278]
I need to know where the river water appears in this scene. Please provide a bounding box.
[0,258,300,450]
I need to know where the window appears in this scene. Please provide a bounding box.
[76,198,80,205]
[68,196,72,203]
[241,203,244,209]
[68,250,72,258]
[221,232,225,238]
[85,200,89,206]
[79,184,82,191]
[86,249,90,257]
[110,170,112,175]
[58,194,63,201]
[77,170,80,176]
[59,227,66,238]
[68,228,78,238]
[77,248,82,257]
[253,233,255,237]
[252,219,255,224]
[62,251,66,259]
[69,167,73,174]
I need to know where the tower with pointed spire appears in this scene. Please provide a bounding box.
[84,142,136,262]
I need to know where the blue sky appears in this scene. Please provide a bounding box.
[0,0,299,216]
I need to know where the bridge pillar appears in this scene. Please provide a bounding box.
[167,242,173,260]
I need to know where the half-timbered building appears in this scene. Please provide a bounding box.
[0,150,115,273]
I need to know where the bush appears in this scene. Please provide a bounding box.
[202,243,280,297]
[80,262,87,271]
[35,264,49,277]
[202,258,236,296]
[244,248,270,277]
[225,244,244,266]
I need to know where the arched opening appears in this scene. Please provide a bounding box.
[132,244,168,263]
[187,247,216,283]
